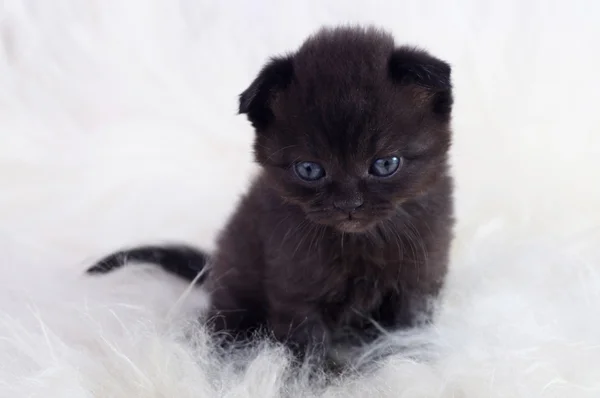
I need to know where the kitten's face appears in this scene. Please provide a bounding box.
[266,150,423,233]
[257,92,450,233]
[239,27,453,233]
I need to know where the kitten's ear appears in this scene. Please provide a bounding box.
[238,56,294,130]
[388,47,453,117]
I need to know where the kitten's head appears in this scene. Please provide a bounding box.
[239,26,453,233]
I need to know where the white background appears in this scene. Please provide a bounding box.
[1,1,599,397]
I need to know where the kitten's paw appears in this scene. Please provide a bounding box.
[274,316,331,367]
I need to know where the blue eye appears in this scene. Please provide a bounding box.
[294,161,325,181]
[370,156,402,177]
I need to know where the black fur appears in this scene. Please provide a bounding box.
[87,25,455,366]
[238,56,295,130]
[87,244,209,283]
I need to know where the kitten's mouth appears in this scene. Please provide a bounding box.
[336,213,374,233]
[336,220,368,233]
[306,209,381,233]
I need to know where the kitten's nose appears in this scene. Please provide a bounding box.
[333,197,364,212]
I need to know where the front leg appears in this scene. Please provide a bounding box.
[267,302,331,365]
[205,284,268,346]
[201,223,270,345]
[373,285,442,335]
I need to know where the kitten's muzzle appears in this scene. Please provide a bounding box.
[333,197,364,212]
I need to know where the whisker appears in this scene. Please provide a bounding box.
[383,219,404,269]
[265,145,298,162]
[292,223,314,259]
[270,213,292,247]
[396,208,430,275]
[307,224,325,254]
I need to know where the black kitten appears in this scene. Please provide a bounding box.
[87,25,455,364]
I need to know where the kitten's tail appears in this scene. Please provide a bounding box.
[85,244,210,283]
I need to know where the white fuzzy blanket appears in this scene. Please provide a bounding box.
[1,1,599,397]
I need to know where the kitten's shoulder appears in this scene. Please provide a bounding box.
[218,172,283,235]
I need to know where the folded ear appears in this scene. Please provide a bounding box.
[388,47,453,117]
[238,56,294,130]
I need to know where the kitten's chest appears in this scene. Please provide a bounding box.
[265,210,402,307]
[315,238,400,313]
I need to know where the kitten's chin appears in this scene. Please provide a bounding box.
[336,221,367,233]
[335,220,376,234]
[305,211,385,233]
[307,216,374,233]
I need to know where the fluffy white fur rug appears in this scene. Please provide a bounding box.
[1,1,599,396]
